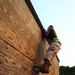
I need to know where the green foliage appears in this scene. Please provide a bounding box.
[59,66,75,75]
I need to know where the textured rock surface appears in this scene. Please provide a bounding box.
[0,0,59,75]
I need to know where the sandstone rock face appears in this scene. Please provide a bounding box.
[0,0,59,75]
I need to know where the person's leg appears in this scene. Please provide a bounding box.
[44,40,61,64]
[35,40,61,73]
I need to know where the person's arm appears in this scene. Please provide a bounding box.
[44,29,51,44]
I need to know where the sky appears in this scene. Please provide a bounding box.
[30,0,75,67]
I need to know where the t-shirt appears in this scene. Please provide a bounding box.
[47,28,58,42]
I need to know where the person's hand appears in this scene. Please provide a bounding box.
[44,29,49,36]
[44,29,46,32]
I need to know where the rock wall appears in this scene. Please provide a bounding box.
[0,0,59,75]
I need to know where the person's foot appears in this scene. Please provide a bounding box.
[35,59,51,73]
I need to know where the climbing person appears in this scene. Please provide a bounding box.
[35,25,61,73]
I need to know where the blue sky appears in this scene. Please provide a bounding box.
[30,0,75,67]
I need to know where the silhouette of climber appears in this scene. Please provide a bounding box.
[35,25,61,73]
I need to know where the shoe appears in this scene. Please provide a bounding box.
[35,59,51,73]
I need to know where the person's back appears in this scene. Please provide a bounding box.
[47,27,58,43]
